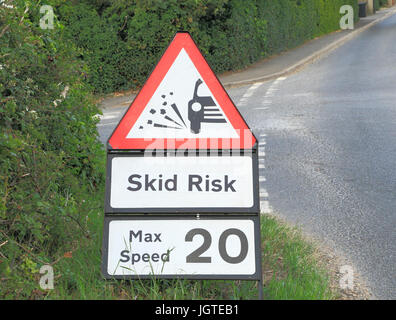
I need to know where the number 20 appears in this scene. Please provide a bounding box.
[185,228,248,264]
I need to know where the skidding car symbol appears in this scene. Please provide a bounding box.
[188,79,226,134]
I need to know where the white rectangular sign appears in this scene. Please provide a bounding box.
[109,155,254,209]
[103,219,257,278]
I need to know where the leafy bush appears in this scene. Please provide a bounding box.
[53,0,358,94]
[0,0,105,298]
[376,0,389,9]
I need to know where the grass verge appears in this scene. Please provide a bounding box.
[20,201,334,300]
[1,182,333,299]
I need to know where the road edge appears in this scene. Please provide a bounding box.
[222,7,396,89]
[264,211,374,300]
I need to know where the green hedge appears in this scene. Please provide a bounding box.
[0,1,105,297]
[376,0,389,10]
[55,0,358,94]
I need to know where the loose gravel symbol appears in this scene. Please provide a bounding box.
[139,91,185,131]
[139,79,226,134]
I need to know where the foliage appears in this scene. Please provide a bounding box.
[376,0,389,9]
[51,0,359,94]
[0,0,105,298]
[2,208,334,299]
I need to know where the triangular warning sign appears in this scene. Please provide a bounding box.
[108,32,256,150]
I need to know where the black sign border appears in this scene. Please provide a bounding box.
[104,149,260,214]
[101,215,262,281]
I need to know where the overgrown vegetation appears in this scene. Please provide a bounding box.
[376,0,390,10]
[0,0,105,298]
[50,0,359,94]
[2,203,335,300]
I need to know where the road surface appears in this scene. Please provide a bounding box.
[98,14,396,299]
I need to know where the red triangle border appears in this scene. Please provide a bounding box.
[108,32,256,150]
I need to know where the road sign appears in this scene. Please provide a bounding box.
[102,32,263,297]
[102,216,261,280]
[105,152,259,214]
[107,32,256,150]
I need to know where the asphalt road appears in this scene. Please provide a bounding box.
[98,14,396,299]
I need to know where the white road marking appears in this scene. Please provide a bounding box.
[257,133,273,214]
[292,92,314,97]
[99,112,121,120]
[238,82,264,106]
[260,190,269,198]
[254,76,287,110]
[97,121,119,127]
[260,200,272,214]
